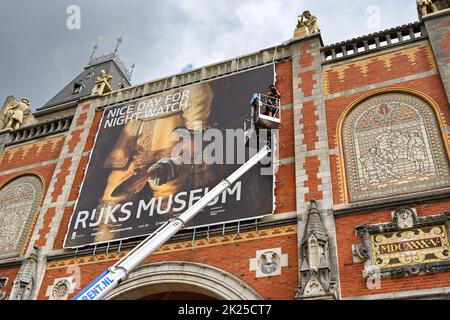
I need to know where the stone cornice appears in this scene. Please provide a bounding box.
[83,44,292,111]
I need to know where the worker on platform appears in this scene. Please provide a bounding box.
[266,84,281,117]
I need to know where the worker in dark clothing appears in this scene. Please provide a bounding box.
[266,85,281,117]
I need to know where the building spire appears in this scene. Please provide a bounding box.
[130,63,136,80]
[113,30,125,56]
[89,35,103,64]
[296,200,336,300]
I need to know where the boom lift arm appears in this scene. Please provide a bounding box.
[72,144,272,300]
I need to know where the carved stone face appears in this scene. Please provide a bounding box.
[395,209,417,229]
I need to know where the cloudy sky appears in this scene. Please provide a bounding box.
[0,0,418,110]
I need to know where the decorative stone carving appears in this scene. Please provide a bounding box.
[296,200,336,300]
[342,93,450,203]
[0,175,43,259]
[91,70,113,96]
[45,277,76,301]
[0,278,8,300]
[392,207,419,229]
[9,247,38,300]
[353,209,450,279]
[417,0,439,16]
[293,10,320,40]
[0,96,37,130]
[249,248,288,278]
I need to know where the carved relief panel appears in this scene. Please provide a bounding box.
[353,208,450,279]
[342,93,450,203]
[0,176,43,259]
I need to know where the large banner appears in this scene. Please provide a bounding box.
[64,65,276,248]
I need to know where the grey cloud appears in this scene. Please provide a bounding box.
[0,0,418,110]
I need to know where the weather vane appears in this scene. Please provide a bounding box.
[89,35,103,63]
[113,29,125,56]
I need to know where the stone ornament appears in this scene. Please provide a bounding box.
[258,251,281,275]
[417,0,439,16]
[0,278,8,300]
[342,93,450,203]
[45,277,76,300]
[9,248,38,300]
[0,175,43,259]
[249,248,288,278]
[293,10,320,39]
[296,200,336,300]
[91,70,113,96]
[353,209,450,279]
[0,96,37,130]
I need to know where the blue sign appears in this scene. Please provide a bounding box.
[72,270,117,300]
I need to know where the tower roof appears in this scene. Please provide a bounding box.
[38,54,132,111]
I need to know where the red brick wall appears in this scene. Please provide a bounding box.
[39,229,298,300]
[275,61,296,214]
[323,44,436,96]
[0,163,57,191]
[0,162,60,256]
[276,61,293,106]
[50,60,297,259]
[336,199,450,298]
[0,135,65,176]
[323,45,450,204]
[0,266,20,299]
[325,42,450,298]
[328,75,450,205]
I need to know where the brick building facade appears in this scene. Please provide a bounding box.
[0,1,449,300]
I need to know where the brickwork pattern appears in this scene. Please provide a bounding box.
[39,228,299,300]
[336,199,450,298]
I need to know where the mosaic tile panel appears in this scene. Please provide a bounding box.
[343,93,450,202]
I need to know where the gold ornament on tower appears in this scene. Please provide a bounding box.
[91,70,113,96]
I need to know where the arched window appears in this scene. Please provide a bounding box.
[0,175,43,259]
[342,92,450,203]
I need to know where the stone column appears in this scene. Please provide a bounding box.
[0,130,11,155]
[423,7,450,103]
[26,99,99,299]
[291,33,341,299]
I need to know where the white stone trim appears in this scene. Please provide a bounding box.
[105,262,263,300]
